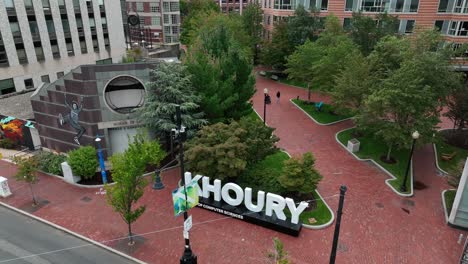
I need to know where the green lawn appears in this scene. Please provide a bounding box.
[292,99,353,124]
[245,109,262,122]
[444,190,456,216]
[337,128,412,193]
[238,151,333,226]
[435,140,468,173]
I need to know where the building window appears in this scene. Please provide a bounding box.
[171,14,179,24]
[164,36,171,43]
[345,0,354,11]
[17,48,28,64]
[35,45,45,61]
[89,17,96,31]
[0,44,8,66]
[24,0,33,8]
[0,78,15,95]
[80,38,87,53]
[361,0,387,12]
[62,19,70,33]
[163,14,169,24]
[150,3,160,12]
[163,2,170,12]
[57,72,64,78]
[51,40,60,58]
[438,0,449,12]
[164,26,171,34]
[65,38,74,55]
[152,16,161,26]
[435,20,444,31]
[404,20,415,33]
[4,0,14,8]
[172,26,179,34]
[136,2,144,12]
[41,75,50,83]
[139,17,146,25]
[10,22,21,37]
[58,0,65,7]
[170,2,179,11]
[46,19,55,33]
[24,78,34,89]
[343,17,352,30]
[454,0,468,13]
[42,0,50,9]
[92,37,99,51]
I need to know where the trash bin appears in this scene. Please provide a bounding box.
[0,176,12,198]
[347,139,360,153]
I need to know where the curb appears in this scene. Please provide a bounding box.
[433,143,449,175]
[281,151,335,230]
[253,108,267,126]
[441,189,456,224]
[335,127,414,197]
[0,202,146,264]
[290,99,352,126]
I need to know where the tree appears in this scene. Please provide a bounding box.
[349,12,400,56]
[139,62,207,138]
[13,157,38,206]
[186,22,255,122]
[260,21,293,71]
[105,134,165,245]
[267,237,290,264]
[180,0,220,45]
[67,146,98,179]
[186,122,248,180]
[241,2,263,62]
[279,152,322,198]
[332,52,372,113]
[445,85,468,130]
[238,117,279,164]
[287,5,322,47]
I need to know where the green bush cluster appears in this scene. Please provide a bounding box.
[0,138,17,149]
[67,146,99,179]
[33,151,67,176]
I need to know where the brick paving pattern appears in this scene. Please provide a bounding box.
[0,73,465,264]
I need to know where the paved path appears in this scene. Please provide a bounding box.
[0,74,465,263]
[0,206,135,264]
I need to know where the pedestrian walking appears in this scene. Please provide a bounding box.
[276,90,281,103]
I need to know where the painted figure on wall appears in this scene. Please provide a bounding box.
[58,95,86,145]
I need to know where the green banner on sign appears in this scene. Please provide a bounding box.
[172,181,199,217]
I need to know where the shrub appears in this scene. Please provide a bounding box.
[33,151,67,176]
[279,152,322,197]
[67,146,98,179]
[238,117,279,164]
[447,159,466,188]
[0,138,17,149]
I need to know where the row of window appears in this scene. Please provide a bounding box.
[2,0,109,65]
[0,71,64,95]
[266,0,423,12]
[128,2,179,13]
[138,14,180,26]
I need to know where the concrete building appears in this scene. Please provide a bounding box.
[261,0,468,44]
[219,0,251,14]
[0,0,126,95]
[125,0,181,46]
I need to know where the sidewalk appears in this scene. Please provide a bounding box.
[0,74,465,263]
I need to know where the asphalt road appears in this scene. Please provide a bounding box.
[0,206,136,264]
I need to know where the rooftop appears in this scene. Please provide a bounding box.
[0,88,35,120]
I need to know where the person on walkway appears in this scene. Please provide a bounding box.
[276,90,281,103]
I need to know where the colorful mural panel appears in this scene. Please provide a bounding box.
[0,115,34,149]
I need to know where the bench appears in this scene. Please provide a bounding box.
[441,152,457,161]
[270,75,279,81]
[315,101,323,112]
[259,71,266,76]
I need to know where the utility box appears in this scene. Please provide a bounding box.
[61,162,81,184]
[0,176,12,198]
[347,139,360,153]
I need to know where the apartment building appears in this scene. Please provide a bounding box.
[0,0,126,95]
[262,0,468,44]
[218,0,251,14]
[125,0,181,46]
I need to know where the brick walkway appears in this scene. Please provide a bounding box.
[0,74,465,264]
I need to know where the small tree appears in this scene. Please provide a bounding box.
[242,2,263,62]
[67,146,98,179]
[260,21,293,71]
[267,237,290,264]
[279,152,322,198]
[13,157,39,206]
[238,116,279,164]
[105,134,165,245]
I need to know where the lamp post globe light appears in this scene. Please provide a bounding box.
[95,136,108,184]
[400,131,420,193]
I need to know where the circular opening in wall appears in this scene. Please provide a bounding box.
[104,76,146,114]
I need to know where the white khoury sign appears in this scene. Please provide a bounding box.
[184,172,309,224]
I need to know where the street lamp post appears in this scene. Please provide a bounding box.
[400,131,420,193]
[263,88,270,124]
[174,105,197,264]
[95,136,108,184]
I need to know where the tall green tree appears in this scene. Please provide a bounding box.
[349,12,400,56]
[186,22,255,122]
[241,2,263,62]
[14,157,38,206]
[180,0,220,45]
[287,5,322,47]
[105,134,165,245]
[139,62,207,138]
[445,85,468,130]
[260,21,292,70]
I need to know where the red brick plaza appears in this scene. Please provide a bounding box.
[0,74,465,264]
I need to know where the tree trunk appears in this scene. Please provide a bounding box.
[29,183,37,206]
[128,223,134,245]
[386,144,393,162]
[307,84,311,102]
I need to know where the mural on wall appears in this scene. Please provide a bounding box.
[58,95,86,145]
[0,115,35,149]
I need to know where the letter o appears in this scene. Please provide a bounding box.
[221,183,244,206]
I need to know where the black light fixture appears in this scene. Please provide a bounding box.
[400,131,420,193]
